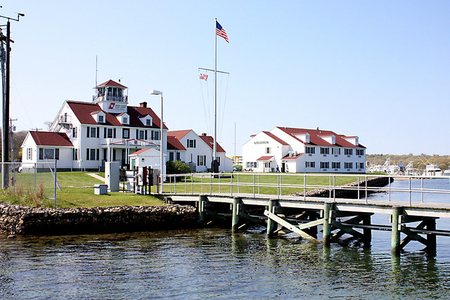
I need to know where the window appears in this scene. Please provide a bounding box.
[73,148,78,160]
[305,146,315,154]
[72,127,77,138]
[154,131,160,140]
[39,148,59,160]
[246,162,257,168]
[197,155,206,166]
[320,147,329,155]
[357,162,365,169]
[344,148,353,156]
[86,148,99,161]
[344,162,353,169]
[305,161,315,168]
[332,148,340,155]
[332,162,341,169]
[187,139,196,148]
[320,162,329,169]
[123,117,128,124]
[98,115,104,123]
[356,149,364,156]
[146,119,151,126]
[107,128,113,138]
[169,152,174,161]
[87,126,98,138]
[139,130,145,139]
[265,147,271,154]
[123,128,130,139]
[176,152,181,161]
[264,162,271,168]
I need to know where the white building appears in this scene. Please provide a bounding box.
[242,127,366,173]
[21,80,167,171]
[168,129,233,172]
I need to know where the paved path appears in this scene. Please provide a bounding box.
[87,173,106,183]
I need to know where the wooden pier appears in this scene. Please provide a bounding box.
[164,173,450,256]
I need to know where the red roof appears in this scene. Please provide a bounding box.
[282,153,303,160]
[95,80,127,89]
[257,156,274,161]
[262,131,289,145]
[167,130,191,140]
[199,134,226,152]
[67,101,168,129]
[29,131,73,147]
[167,136,186,151]
[276,127,365,148]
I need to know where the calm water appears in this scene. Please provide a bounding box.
[2,179,450,299]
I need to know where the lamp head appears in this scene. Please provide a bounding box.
[150,90,162,95]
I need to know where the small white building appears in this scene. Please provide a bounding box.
[242,127,366,173]
[129,148,167,172]
[168,129,233,172]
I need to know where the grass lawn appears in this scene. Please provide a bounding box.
[1,171,367,208]
[164,172,366,195]
[1,172,164,208]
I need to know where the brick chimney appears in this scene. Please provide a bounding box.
[140,102,147,108]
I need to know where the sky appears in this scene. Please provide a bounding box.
[1,1,450,155]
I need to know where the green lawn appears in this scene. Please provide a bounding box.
[1,171,164,208]
[1,171,368,208]
[163,173,367,195]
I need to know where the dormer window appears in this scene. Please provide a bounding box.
[139,115,153,127]
[91,111,106,124]
[117,113,130,125]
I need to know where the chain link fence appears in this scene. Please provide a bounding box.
[0,161,58,207]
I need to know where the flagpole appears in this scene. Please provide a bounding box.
[213,18,218,172]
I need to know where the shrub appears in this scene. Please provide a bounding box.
[166,161,192,174]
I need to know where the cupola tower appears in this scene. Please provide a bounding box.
[93,79,128,113]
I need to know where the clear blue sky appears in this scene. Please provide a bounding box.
[3,1,450,155]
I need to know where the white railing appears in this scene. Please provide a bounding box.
[163,173,450,206]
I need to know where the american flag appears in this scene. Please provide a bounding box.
[199,73,208,81]
[216,21,229,43]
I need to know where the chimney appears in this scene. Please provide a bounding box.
[140,102,147,108]
[202,133,207,136]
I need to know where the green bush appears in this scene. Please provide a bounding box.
[166,161,192,174]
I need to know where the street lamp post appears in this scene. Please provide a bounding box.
[149,90,164,194]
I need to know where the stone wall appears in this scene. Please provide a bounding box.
[0,203,198,235]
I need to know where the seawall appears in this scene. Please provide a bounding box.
[0,203,197,235]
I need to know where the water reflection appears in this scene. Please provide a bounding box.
[1,229,450,298]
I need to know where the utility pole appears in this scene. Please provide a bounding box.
[0,12,24,189]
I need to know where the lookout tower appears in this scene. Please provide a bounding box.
[93,79,128,114]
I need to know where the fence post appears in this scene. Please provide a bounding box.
[54,160,57,208]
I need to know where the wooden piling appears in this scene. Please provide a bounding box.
[232,197,242,232]
[198,195,207,223]
[323,203,332,246]
[426,218,437,256]
[391,207,401,255]
[266,199,278,237]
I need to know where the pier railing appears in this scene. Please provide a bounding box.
[164,173,450,206]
